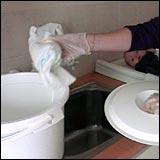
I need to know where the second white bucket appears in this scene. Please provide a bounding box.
[1,72,70,159]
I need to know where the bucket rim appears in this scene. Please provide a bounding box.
[1,72,69,124]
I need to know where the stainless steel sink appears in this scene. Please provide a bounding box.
[63,82,121,159]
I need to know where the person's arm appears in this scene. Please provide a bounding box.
[86,28,132,52]
[87,17,159,52]
[48,28,133,65]
[49,17,159,65]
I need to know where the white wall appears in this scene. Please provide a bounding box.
[1,1,159,77]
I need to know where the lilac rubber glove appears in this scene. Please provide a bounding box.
[49,33,91,66]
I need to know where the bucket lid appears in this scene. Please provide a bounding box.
[104,81,159,146]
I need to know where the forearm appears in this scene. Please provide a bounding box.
[87,27,132,52]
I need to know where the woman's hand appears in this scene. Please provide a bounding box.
[49,33,91,65]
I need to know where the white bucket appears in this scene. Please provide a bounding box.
[1,72,69,159]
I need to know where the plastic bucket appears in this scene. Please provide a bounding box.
[1,72,69,159]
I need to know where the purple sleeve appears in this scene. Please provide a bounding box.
[125,17,159,51]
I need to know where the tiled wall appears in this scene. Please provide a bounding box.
[1,1,159,77]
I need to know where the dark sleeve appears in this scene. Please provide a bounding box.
[125,17,159,51]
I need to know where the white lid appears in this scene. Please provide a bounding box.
[104,81,159,146]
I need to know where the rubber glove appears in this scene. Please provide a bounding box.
[49,33,91,66]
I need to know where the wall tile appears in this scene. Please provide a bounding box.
[1,55,32,74]
[2,12,30,59]
[1,1,114,13]
[1,13,10,60]
[118,1,139,27]
[60,4,96,33]
[1,1,159,76]
[136,1,159,22]
[95,2,119,33]
[64,51,123,77]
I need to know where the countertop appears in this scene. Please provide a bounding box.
[70,72,148,159]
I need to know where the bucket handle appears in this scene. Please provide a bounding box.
[1,108,64,143]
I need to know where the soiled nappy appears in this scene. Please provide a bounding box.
[28,23,76,102]
[29,26,62,73]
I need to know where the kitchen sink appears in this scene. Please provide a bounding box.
[63,82,121,159]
